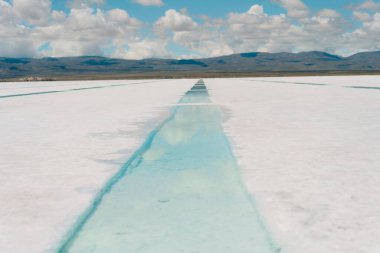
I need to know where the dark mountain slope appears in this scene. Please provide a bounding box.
[1,51,380,79]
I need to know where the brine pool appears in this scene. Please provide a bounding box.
[57,80,277,253]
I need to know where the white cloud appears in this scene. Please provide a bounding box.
[173,3,380,57]
[2,1,380,59]
[153,9,233,57]
[225,6,294,52]
[107,8,140,25]
[114,39,171,59]
[318,9,341,18]
[0,2,142,58]
[12,0,52,25]
[132,0,163,7]
[0,0,13,24]
[273,0,309,19]
[247,5,264,16]
[356,0,380,11]
[152,4,351,57]
[344,13,380,54]
[36,6,141,57]
[353,11,372,22]
[351,1,380,23]
[173,30,234,57]
[361,12,380,32]
[0,0,38,57]
[155,9,197,34]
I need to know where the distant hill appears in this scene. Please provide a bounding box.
[1,51,380,80]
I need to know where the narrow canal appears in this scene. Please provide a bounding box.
[58,80,277,253]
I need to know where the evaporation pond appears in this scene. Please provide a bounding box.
[59,81,276,253]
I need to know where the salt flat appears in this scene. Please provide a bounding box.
[207,76,380,253]
[1,76,379,253]
[0,79,195,253]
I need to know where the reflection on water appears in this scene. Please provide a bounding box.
[59,80,276,253]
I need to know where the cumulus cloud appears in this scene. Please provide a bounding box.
[0,0,38,57]
[225,5,293,52]
[354,11,372,22]
[114,40,171,59]
[344,13,380,54]
[153,9,233,57]
[1,0,380,59]
[173,30,234,57]
[160,2,380,58]
[351,1,380,22]
[12,0,52,25]
[132,0,164,7]
[273,0,309,19]
[154,9,197,34]
[356,0,380,11]
[247,5,264,15]
[37,7,141,57]
[151,4,362,58]
[0,1,143,58]
[0,0,14,24]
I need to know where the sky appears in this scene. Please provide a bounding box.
[1,0,380,59]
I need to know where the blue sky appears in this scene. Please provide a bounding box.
[1,0,380,58]
[52,0,363,22]
[49,0,363,22]
[53,0,282,21]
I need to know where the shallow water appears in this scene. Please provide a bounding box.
[58,80,276,253]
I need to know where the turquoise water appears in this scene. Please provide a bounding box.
[58,80,277,253]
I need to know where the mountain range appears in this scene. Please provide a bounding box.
[1,51,380,80]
